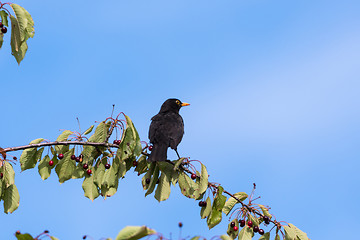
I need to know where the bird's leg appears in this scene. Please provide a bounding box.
[175,149,181,159]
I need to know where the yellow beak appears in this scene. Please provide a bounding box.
[181,102,190,107]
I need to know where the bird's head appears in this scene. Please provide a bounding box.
[159,98,190,113]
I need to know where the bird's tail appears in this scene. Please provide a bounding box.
[148,143,167,162]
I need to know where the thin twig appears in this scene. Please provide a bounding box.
[3,141,119,153]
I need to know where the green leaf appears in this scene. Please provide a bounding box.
[82,122,110,161]
[82,172,100,201]
[214,187,227,211]
[223,192,248,215]
[275,233,280,240]
[38,155,55,180]
[94,161,106,186]
[55,149,76,183]
[287,224,309,240]
[207,208,222,229]
[30,138,44,144]
[83,125,94,135]
[0,175,4,200]
[115,226,156,240]
[0,10,9,27]
[55,130,73,153]
[145,164,159,196]
[200,196,212,219]
[10,15,24,64]
[15,233,34,240]
[102,165,118,188]
[3,184,20,213]
[258,232,270,240]
[178,172,197,199]
[220,235,233,240]
[20,147,37,171]
[72,163,85,179]
[125,115,142,157]
[2,161,15,187]
[0,33,3,48]
[50,236,60,240]
[134,155,148,175]
[190,237,200,240]
[173,157,186,171]
[258,204,272,218]
[238,226,253,240]
[227,218,239,239]
[283,225,297,240]
[154,172,171,202]
[142,162,155,190]
[10,4,35,40]
[197,163,208,194]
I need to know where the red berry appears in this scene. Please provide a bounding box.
[148,145,153,151]
[230,222,235,228]
[83,164,88,169]
[58,153,64,159]
[145,178,151,184]
[178,222,183,228]
[44,230,49,233]
[253,226,259,232]
[240,219,245,227]
[13,156,17,160]
[16,231,21,235]
[247,220,253,227]
[259,229,265,235]
[233,226,239,231]
[133,161,138,167]
[113,140,120,145]
[191,174,196,180]
[71,155,76,160]
[198,201,203,207]
[75,157,81,162]
[0,173,3,179]
[1,27,7,33]
[86,169,92,175]
[49,160,54,166]
[105,163,110,169]
[0,22,3,28]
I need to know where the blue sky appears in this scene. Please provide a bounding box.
[1,0,360,239]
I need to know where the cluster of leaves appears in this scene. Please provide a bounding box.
[0,2,35,64]
[1,113,310,240]
[14,226,155,240]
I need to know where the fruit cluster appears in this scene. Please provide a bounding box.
[113,139,121,145]
[198,200,207,207]
[229,217,269,236]
[57,153,112,175]
[0,22,7,34]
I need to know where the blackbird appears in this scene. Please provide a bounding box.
[148,98,190,162]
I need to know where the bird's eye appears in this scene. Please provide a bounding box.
[176,100,180,105]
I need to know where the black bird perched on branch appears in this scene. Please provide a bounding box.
[148,98,190,162]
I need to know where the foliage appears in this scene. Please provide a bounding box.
[0,2,35,64]
[0,111,310,240]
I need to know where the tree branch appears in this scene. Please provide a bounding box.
[2,141,119,153]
